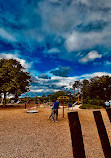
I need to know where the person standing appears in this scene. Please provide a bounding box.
[52,100,59,122]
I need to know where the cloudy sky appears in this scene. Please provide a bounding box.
[0,0,111,96]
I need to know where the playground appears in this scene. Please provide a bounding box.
[0,104,111,158]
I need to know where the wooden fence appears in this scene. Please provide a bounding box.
[68,109,111,158]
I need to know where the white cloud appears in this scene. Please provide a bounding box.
[105,61,111,65]
[0,28,17,42]
[31,89,44,93]
[80,72,111,79]
[31,88,58,93]
[32,71,111,94]
[0,0,111,63]
[0,52,32,69]
[80,51,102,63]
[28,71,111,96]
[39,1,81,34]
[48,48,60,54]
[65,31,104,52]
[49,0,60,3]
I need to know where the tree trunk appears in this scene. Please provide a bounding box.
[73,88,75,97]
[0,93,1,103]
[3,92,6,107]
[77,87,79,93]
[14,92,18,103]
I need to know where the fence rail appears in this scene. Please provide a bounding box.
[68,109,111,158]
[68,112,86,158]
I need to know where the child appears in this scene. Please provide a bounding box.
[48,104,54,120]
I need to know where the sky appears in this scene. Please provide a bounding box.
[0,0,111,97]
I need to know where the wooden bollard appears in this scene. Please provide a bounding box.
[93,111,111,158]
[68,112,86,158]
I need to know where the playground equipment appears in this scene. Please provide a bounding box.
[27,109,38,113]
[24,102,27,110]
[24,100,39,113]
[57,95,69,118]
[77,94,83,104]
[27,106,38,113]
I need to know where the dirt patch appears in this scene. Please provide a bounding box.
[0,106,111,158]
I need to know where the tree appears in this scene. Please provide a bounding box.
[89,76,111,100]
[81,79,90,99]
[81,75,111,102]
[42,94,46,98]
[0,58,31,107]
[65,90,72,96]
[49,91,65,102]
[73,80,81,96]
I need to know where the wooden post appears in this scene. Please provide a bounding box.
[3,92,6,107]
[68,112,86,158]
[106,108,111,123]
[93,111,111,158]
[25,102,27,109]
[25,95,27,110]
[63,97,64,118]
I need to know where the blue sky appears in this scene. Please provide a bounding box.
[0,0,111,96]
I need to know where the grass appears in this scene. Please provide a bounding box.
[80,104,103,109]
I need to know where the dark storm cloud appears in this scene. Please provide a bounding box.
[51,67,72,77]
[30,75,68,96]
[76,21,108,32]
[38,74,51,79]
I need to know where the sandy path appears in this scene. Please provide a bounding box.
[0,106,111,158]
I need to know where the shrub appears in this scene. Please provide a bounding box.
[80,104,103,109]
[83,98,104,106]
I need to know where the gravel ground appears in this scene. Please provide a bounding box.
[0,105,111,158]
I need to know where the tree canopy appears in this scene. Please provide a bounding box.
[82,76,111,101]
[73,80,81,96]
[73,75,111,105]
[0,58,31,106]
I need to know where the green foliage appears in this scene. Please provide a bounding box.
[39,96,48,103]
[84,98,104,106]
[81,79,90,99]
[50,91,65,102]
[80,104,103,109]
[73,80,81,96]
[39,91,73,103]
[81,75,111,101]
[72,75,111,108]
[0,58,31,106]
